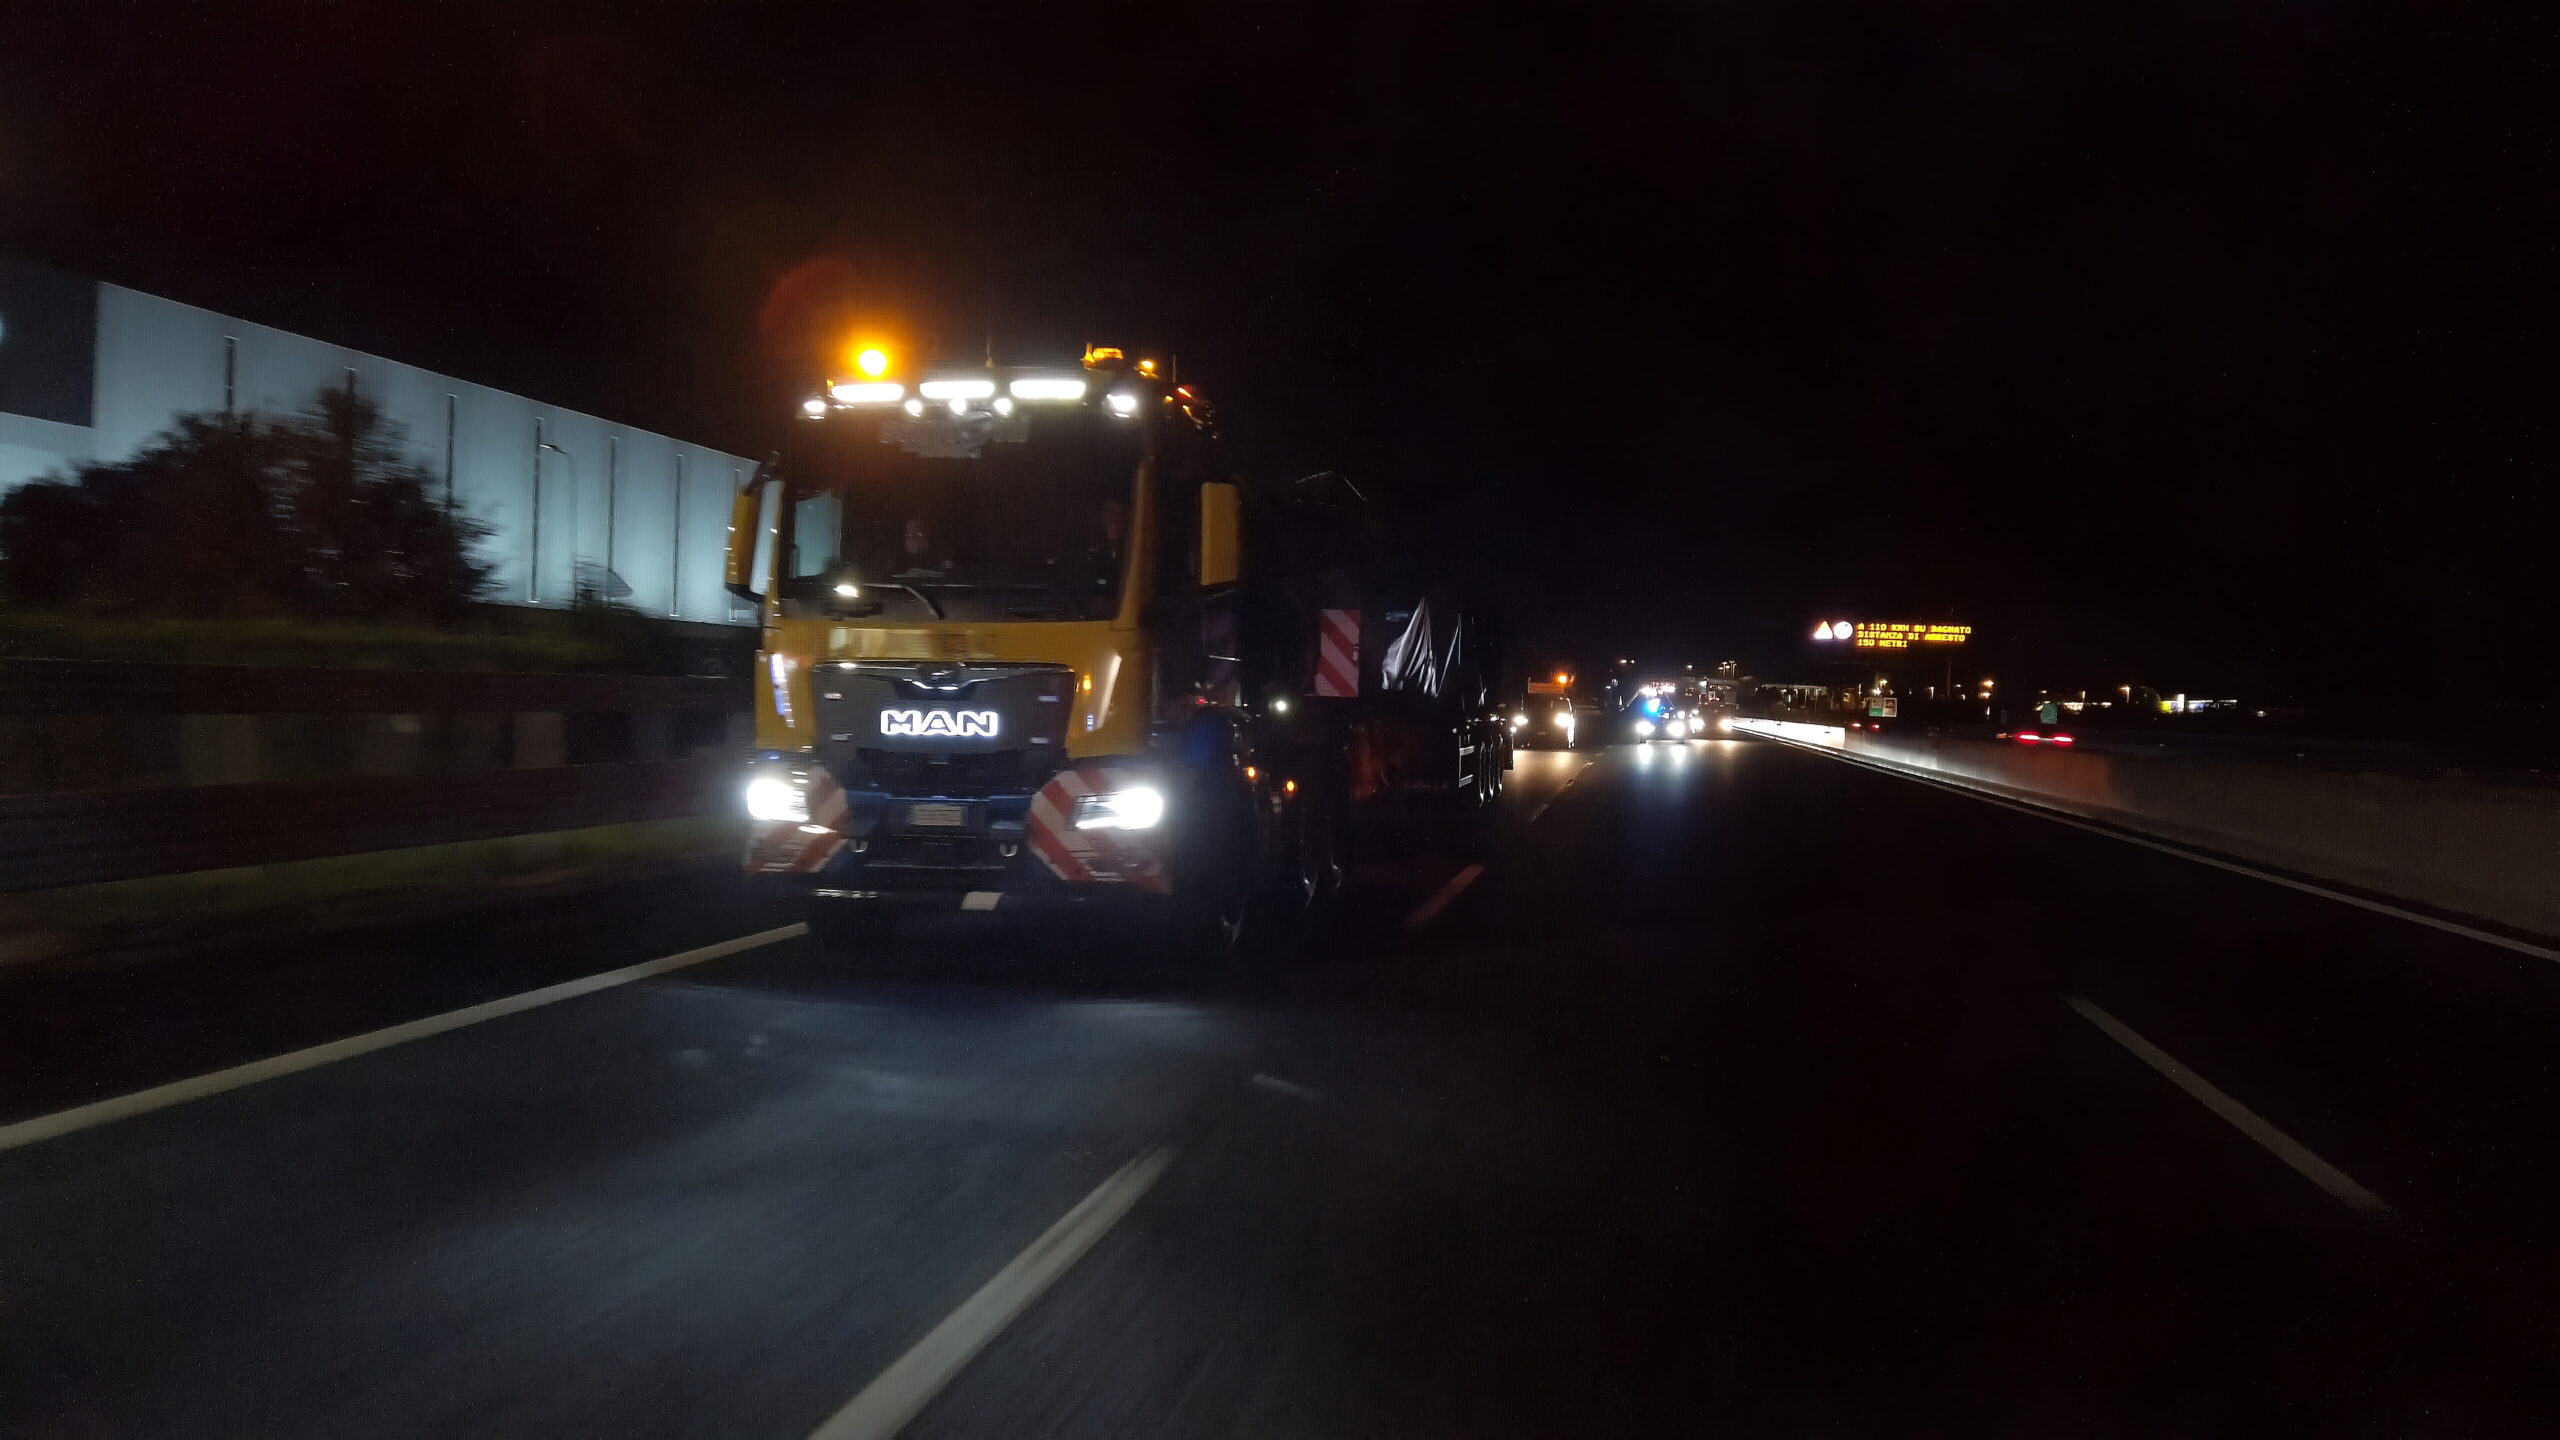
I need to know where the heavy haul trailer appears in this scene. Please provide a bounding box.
[727,347,1505,956]
[1239,470,1511,857]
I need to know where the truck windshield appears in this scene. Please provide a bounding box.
[779,406,1143,621]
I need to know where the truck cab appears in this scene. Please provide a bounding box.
[729,347,1259,947]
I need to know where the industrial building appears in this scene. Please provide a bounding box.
[0,258,757,624]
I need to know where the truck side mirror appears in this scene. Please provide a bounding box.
[1199,482,1240,588]
[725,479,782,602]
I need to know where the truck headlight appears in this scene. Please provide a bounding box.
[745,775,809,823]
[1073,785,1164,831]
[1633,719,1655,737]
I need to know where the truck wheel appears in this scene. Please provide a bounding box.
[808,901,896,953]
[1165,885,1248,963]
[1282,793,1345,915]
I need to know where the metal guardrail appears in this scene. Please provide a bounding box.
[0,659,734,716]
[0,759,731,892]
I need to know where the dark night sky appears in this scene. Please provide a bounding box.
[3,3,2553,718]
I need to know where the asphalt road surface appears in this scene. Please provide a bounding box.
[8,739,2560,1436]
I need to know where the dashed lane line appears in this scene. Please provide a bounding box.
[0,923,809,1155]
[807,1146,1177,1440]
[2066,993,2397,1222]
[1526,755,1599,825]
[1403,864,1486,931]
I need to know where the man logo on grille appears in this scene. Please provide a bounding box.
[880,709,1001,738]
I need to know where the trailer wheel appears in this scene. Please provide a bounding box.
[1165,883,1249,962]
[1285,792,1346,912]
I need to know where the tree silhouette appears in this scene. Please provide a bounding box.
[0,387,492,621]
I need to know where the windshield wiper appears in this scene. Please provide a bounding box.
[901,581,1092,620]
[883,582,946,620]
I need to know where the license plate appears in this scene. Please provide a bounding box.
[907,803,967,828]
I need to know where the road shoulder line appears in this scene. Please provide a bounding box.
[807,1146,1176,1440]
[1749,733,2560,966]
[2065,994,2396,1221]
[0,922,808,1155]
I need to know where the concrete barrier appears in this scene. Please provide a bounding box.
[1728,717,1845,748]
[1745,722,2560,941]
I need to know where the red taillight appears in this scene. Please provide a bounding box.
[2017,731,2043,744]
[2051,734,2075,745]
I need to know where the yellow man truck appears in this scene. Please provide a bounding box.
[728,346,1504,954]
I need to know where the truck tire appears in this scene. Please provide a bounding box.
[1271,789,1346,927]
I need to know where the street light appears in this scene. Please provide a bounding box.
[538,440,579,604]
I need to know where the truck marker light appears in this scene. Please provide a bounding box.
[769,654,795,725]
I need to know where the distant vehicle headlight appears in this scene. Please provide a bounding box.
[1073,785,1165,831]
[744,775,809,824]
[1512,713,1528,727]
[1667,719,1688,738]
[1633,719,1656,737]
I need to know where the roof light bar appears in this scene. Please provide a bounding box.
[829,381,904,404]
[1009,378,1087,401]
[918,378,997,401]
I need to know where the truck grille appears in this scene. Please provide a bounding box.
[849,748,1053,798]
[811,661,1071,798]
[861,833,1010,889]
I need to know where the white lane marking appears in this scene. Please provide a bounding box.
[1526,802,1550,825]
[1250,1073,1323,1103]
[2065,994,2397,1222]
[808,1146,1176,1440]
[1758,733,2560,967]
[959,891,1001,911]
[1403,863,1485,931]
[0,923,808,1156]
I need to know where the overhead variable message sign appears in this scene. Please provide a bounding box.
[1809,620,1971,649]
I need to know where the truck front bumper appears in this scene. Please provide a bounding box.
[743,758,1187,911]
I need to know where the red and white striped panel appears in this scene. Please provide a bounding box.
[1314,608,1361,697]
[742,768,850,876]
[1025,765,1171,894]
